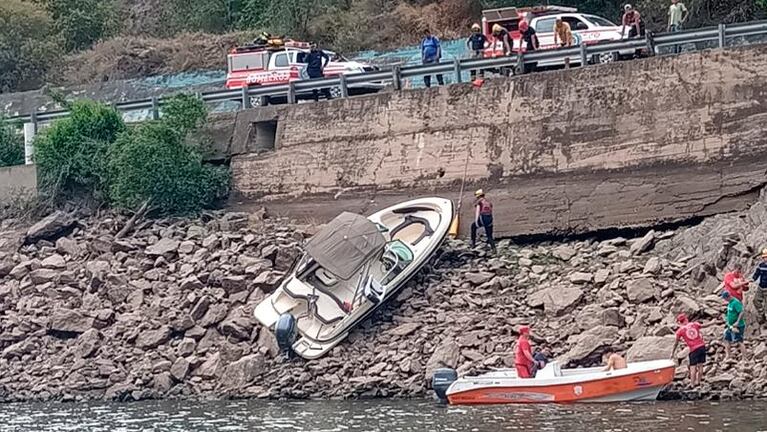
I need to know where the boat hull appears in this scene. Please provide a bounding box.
[447,364,675,405]
[254,197,454,360]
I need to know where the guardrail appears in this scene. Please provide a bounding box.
[7,20,767,125]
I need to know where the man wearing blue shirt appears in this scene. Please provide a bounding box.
[752,249,767,324]
[421,29,444,88]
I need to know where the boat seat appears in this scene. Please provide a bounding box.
[311,292,347,325]
[389,215,434,246]
[535,361,563,379]
[283,278,346,325]
[315,268,338,286]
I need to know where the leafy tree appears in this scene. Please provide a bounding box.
[0,0,59,92]
[34,100,126,201]
[41,0,117,52]
[238,0,270,29]
[108,95,229,213]
[0,118,24,167]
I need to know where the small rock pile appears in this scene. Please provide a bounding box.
[1,194,767,404]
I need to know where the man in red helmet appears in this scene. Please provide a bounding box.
[515,326,536,378]
[671,313,706,388]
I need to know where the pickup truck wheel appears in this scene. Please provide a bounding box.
[593,52,618,64]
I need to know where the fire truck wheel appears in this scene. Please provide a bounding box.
[250,96,270,107]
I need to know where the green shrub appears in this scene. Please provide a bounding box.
[0,0,60,92]
[34,100,125,201]
[0,118,24,167]
[161,93,208,135]
[108,95,229,213]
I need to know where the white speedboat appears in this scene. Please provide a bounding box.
[254,197,454,359]
[433,360,676,404]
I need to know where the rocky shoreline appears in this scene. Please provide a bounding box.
[2,194,767,404]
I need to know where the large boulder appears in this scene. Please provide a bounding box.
[425,340,460,381]
[528,286,583,316]
[76,329,102,358]
[673,296,701,317]
[190,296,211,321]
[629,230,656,255]
[146,238,180,256]
[569,272,593,284]
[558,325,619,366]
[49,309,95,335]
[219,317,253,341]
[170,357,191,381]
[194,352,222,379]
[626,278,659,303]
[198,304,228,327]
[221,354,265,388]
[552,245,577,261]
[464,272,495,286]
[25,211,76,243]
[135,326,171,349]
[626,336,676,362]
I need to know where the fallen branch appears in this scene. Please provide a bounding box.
[115,199,151,239]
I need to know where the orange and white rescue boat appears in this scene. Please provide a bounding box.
[433,360,675,405]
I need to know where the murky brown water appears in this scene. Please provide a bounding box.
[0,399,763,432]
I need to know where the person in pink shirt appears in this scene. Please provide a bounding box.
[671,313,706,388]
[515,326,535,379]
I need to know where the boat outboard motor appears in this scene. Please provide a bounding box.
[432,368,457,404]
[274,313,297,356]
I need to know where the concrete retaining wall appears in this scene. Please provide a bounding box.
[228,45,767,236]
[0,164,37,203]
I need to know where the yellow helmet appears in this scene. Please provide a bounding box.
[492,24,503,34]
[471,23,481,31]
[474,189,485,197]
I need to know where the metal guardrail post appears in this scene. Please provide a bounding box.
[718,23,726,48]
[579,44,588,66]
[151,97,160,120]
[645,31,656,56]
[24,110,38,165]
[391,65,402,91]
[516,51,525,74]
[287,82,297,104]
[453,59,462,83]
[241,86,251,109]
[338,74,349,98]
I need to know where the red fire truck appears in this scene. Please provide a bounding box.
[225,39,385,103]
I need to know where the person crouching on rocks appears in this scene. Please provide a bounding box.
[721,290,746,361]
[515,326,536,379]
[671,313,706,388]
[470,189,496,253]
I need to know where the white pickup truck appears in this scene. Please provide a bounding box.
[482,6,643,68]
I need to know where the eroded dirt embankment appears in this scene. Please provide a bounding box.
[2,192,767,403]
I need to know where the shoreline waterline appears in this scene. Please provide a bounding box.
[0,398,763,432]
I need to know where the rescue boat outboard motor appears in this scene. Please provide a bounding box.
[432,368,457,404]
[274,313,297,357]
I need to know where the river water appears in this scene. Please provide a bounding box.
[0,399,763,432]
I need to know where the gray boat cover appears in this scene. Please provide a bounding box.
[305,212,386,280]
